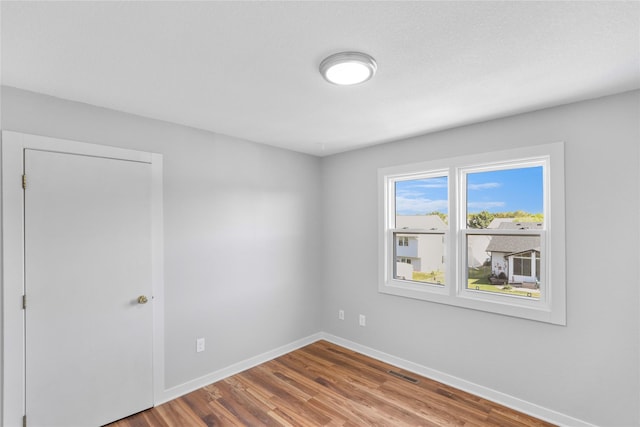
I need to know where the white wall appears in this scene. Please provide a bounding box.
[3,85,639,426]
[1,86,323,390]
[321,90,640,426]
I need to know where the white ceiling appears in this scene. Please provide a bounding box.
[2,1,639,156]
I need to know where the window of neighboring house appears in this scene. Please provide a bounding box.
[398,257,412,264]
[512,251,538,277]
[379,143,566,325]
[513,255,531,276]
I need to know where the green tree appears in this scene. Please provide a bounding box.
[426,211,448,224]
[492,211,544,222]
[467,210,494,229]
[514,213,544,223]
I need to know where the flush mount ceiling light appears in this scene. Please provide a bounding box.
[319,52,377,85]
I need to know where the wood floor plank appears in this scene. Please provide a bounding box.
[107,340,556,427]
[180,389,223,427]
[153,398,209,427]
[214,380,276,426]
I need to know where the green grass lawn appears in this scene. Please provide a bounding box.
[468,265,491,283]
[412,270,445,285]
[466,281,538,298]
[467,265,538,298]
[409,266,538,298]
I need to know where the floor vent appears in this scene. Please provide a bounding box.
[387,370,419,384]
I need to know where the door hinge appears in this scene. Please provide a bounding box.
[22,174,27,190]
[23,414,27,427]
[22,295,26,310]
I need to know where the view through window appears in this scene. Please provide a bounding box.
[394,176,448,286]
[379,143,565,324]
[464,166,544,298]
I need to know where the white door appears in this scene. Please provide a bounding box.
[24,148,154,426]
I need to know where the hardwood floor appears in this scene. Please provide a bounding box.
[109,340,555,426]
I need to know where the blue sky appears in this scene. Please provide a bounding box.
[395,166,543,215]
[395,176,448,215]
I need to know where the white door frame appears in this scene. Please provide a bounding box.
[1,131,165,426]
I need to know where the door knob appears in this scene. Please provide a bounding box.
[137,295,149,304]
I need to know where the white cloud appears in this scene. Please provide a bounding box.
[467,201,505,210]
[396,196,448,215]
[468,182,500,191]
[396,189,427,198]
[413,182,448,189]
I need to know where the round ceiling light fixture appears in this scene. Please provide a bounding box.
[319,52,377,85]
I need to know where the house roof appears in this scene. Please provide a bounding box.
[485,222,542,254]
[494,221,543,230]
[487,218,516,229]
[396,215,447,230]
[486,236,541,255]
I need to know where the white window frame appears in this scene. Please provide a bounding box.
[378,143,565,325]
[382,170,450,298]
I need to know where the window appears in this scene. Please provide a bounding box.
[512,251,538,278]
[391,175,448,286]
[462,165,543,299]
[378,143,565,325]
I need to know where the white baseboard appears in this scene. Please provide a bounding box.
[319,333,596,427]
[158,332,324,404]
[158,331,595,427]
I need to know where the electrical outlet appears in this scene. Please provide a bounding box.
[196,337,205,353]
[338,309,345,320]
[359,314,366,327]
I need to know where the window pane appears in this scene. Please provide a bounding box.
[394,232,445,285]
[466,234,540,299]
[395,176,448,229]
[466,166,543,229]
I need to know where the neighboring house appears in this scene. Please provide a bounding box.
[394,216,542,286]
[466,218,518,268]
[467,235,492,269]
[395,215,447,278]
[485,222,542,287]
[487,218,517,229]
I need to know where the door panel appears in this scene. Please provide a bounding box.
[24,149,153,426]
